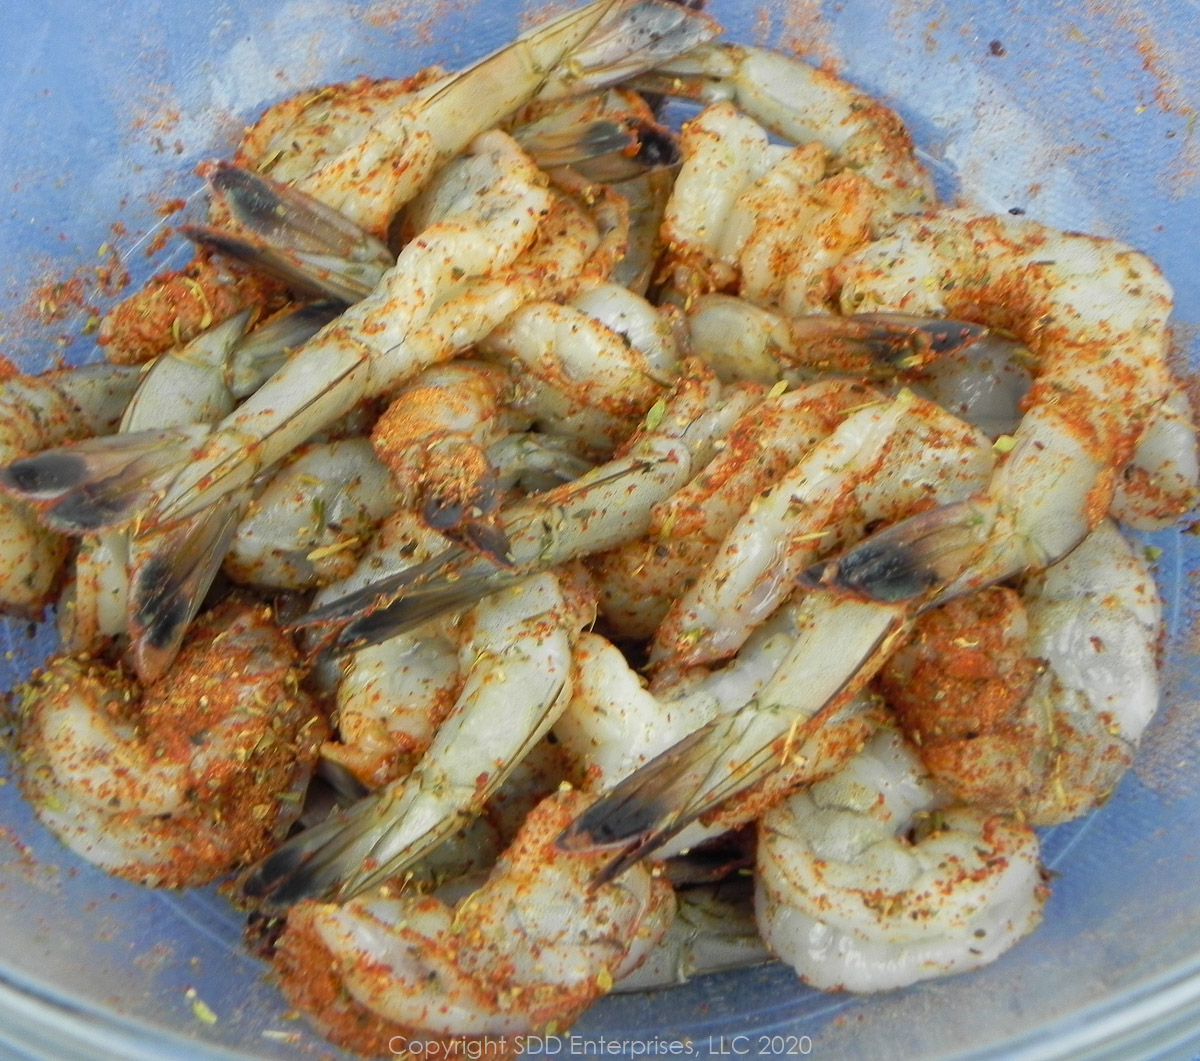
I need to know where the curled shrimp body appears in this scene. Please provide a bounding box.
[273,789,673,1057]
[17,597,325,888]
[315,510,464,790]
[479,280,681,453]
[244,571,587,909]
[0,360,140,615]
[656,104,886,311]
[224,437,400,592]
[591,379,868,640]
[756,728,1046,992]
[830,207,1178,601]
[638,42,933,218]
[881,519,1161,824]
[651,388,996,671]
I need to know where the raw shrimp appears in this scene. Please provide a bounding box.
[559,588,897,878]
[272,788,673,1057]
[613,877,771,992]
[1111,385,1200,529]
[684,293,990,389]
[555,586,863,854]
[651,387,996,670]
[184,161,395,304]
[825,207,1179,607]
[269,0,716,237]
[314,509,463,790]
[369,361,525,558]
[656,104,885,311]
[243,571,587,909]
[224,438,399,592]
[0,359,140,615]
[636,41,933,216]
[880,519,1161,824]
[16,597,325,888]
[590,378,870,640]
[479,279,681,453]
[755,727,1046,992]
[95,251,286,366]
[6,132,569,535]
[511,86,678,185]
[61,306,337,679]
[303,361,757,652]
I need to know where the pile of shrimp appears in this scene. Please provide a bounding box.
[1,0,1195,1055]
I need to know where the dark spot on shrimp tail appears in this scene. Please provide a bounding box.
[131,557,190,651]
[42,484,140,534]
[633,122,680,168]
[207,160,288,229]
[802,499,993,603]
[804,537,943,604]
[0,452,88,499]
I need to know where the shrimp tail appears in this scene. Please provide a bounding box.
[555,0,722,96]
[560,591,913,882]
[127,491,251,683]
[184,162,392,303]
[803,496,999,604]
[0,425,210,534]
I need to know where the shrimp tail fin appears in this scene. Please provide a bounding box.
[330,571,514,653]
[126,491,251,683]
[802,496,999,604]
[555,0,723,96]
[0,425,210,535]
[227,301,343,400]
[239,802,369,911]
[561,592,914,883]
[184,161,392,303]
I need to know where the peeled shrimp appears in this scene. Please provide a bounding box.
[224,437,399,592]
[243,571,587,909]
[273,788,673,1057]
[637,41,933,216]
[881,519,1162,824]
[826,207,1179,607]
[591,378,869,640]
[756,728,1046,992]
[479,279,681,453]
[304,361,757,652]
[652,387,996,670]
[16,597,325,887]
[0,360,140,615]
[656,103,886,311]
[6,132,567,537]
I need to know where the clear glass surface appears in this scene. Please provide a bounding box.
[0,1,1198,1058]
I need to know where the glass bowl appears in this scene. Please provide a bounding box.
[1,1,1199,1058]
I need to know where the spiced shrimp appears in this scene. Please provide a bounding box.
[273,788,673,1057]
[242,570,590,910]
[16,597,325,888]
[0,360,140,615]
[259,0,716,238]
[641,42,933,306]
[6,132,571,535]
[755,728,1046,992]
[880,519,1162,824]
[560,396,1000,872]
[301,361,757,652]
[823,207,1181,607]
[651,388,997,671]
